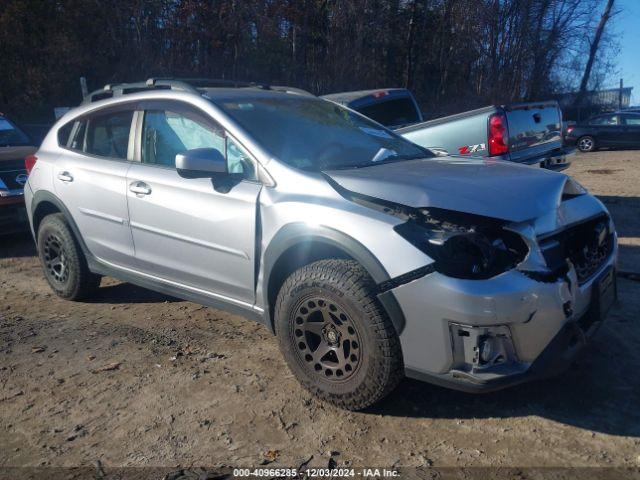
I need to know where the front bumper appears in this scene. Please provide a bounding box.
[0,193,28,235]
[393,245,617,393]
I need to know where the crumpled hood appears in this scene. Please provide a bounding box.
[324,157,573,223]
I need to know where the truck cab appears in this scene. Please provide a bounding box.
[321,88,423,129]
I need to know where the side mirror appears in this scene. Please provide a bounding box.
[176,148,227,178]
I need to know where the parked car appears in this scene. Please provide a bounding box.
[396,101,572,170]
[321,88,423,129]
[0,114,37,234]
[25,79,616,410]
[565,112,640,152]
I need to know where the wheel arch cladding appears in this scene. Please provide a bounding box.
[32,200,61,239]
[31,191,87,255]
[263,224,406,335]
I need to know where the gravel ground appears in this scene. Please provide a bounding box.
[1,150,639,472]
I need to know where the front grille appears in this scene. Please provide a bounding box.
[0,168,27,190]
[538,214,613,285]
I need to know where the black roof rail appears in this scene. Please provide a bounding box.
[81,77,313,104]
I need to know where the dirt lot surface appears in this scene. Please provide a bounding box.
[1,150,639,472]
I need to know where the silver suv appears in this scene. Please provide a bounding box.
[25,79,617,410]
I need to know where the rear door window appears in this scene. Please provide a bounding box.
[85,110,134,159]
[64,108,135,160]
[589,115,619,126]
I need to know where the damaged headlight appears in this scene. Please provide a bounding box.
[394,208,529,279]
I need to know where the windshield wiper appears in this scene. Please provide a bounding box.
[326,154,425,170]
[375,153,426,163]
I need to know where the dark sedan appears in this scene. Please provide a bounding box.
[0,114,37,234]
[565,112,640,152]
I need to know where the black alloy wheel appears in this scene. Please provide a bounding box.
[292,296,362,381]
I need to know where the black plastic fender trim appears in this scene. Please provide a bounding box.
[30,191,90,255]
[262,223,406,334]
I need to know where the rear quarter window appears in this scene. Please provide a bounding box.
[57,121,74,147]
[85,110,133,159]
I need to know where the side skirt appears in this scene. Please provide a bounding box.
[87,257,267,326]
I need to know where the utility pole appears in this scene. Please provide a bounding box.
[619,78,623,111]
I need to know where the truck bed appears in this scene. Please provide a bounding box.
[396,101,571,170]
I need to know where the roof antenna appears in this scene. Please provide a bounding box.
[79,76,88,98]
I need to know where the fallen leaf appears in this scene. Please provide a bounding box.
[264,449,279,463]
[31,346,46,353]
[91,362,121,373]
[86,355,96,361]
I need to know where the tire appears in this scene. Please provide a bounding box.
[37,213,101,300]
[274,259,403,410]
[577,135,596,152]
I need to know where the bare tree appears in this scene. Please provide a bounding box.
[0,0,620,122]
[573,0,615,107]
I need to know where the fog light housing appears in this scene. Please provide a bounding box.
[478,336,494,364]
[450,323,518,373]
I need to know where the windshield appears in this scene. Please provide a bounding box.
[0,118,31,147]
[213,96,432,171]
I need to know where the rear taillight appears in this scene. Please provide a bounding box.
[567,126,574,134]
[488,113,509,156]
[25,154,38,174]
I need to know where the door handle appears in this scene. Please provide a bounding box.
[57,171,73,182]
[129,181,152,195]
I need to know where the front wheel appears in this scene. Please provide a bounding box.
[577,135,596,152]
[275,259,403,410]
[37,213,101,300]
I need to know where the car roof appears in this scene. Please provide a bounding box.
[82,78,314,105]
[201,87,314,102]
[321,88,411,104]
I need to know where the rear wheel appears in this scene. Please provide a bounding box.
[577,135,596,152]
[275,259,403,410]
[37,213,101,300]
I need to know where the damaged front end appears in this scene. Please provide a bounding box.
[324,159,617,391]
[393,207,529,280]
[532,213,615,285]
[345,191,617,392]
